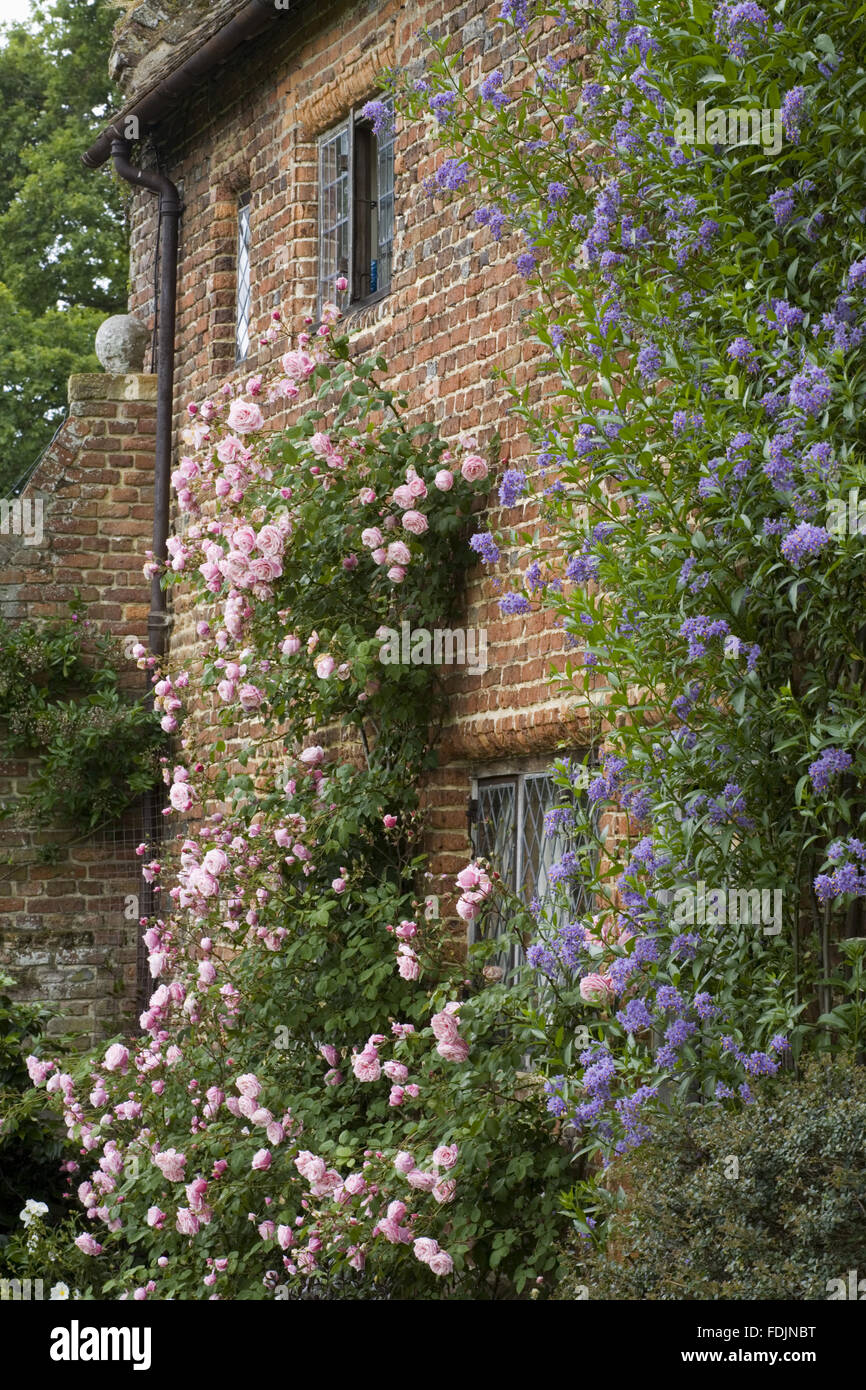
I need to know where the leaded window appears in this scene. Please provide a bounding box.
[470,765,591,978]
[318,97,395,316]
[235,192,252,362]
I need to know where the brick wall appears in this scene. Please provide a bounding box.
[0,372,156,1045]
[118,0,594,928]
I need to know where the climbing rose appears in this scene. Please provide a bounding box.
[227,399,264,434]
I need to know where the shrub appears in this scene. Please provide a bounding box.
[563,1056,866,1300]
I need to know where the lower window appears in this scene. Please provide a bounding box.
[469,760,592,978]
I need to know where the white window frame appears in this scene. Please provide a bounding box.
[235,192,252,362]
[469,755,593,978]
[317,97,395,319]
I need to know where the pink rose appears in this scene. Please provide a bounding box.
[153,1148,186,1182]
[227,399,264,434]
[436,1038,469,1063]
[359,487,376,504]
[169,782,194,813]
[256,524,284,558]
[320,1044,340,1067]
[74,1233,103,1256]
[146,1206,165,1228]
[299,746,324,765]
[314,655,335,679]
[461,454,489,482]
[231,524,257,555]
[383,814,398,828]
[236,1073,261,1099]
[429,1249,454,1276]
[103,1043,129,1073]
[397,949,420,981]
[432,1144,459,1170]
[238,683,263,712]
[216,435,244,463]
[431,1010,461,1045]
[391,484,415,510]
[434,469,454,490]
[456,864,481,890]
[281,349,315,380]
[386,540,411,566]
[402,510,429,536]
[579,972,614,1005]
[251,1149,272,1171]
[387,566,406,583]
[310,431,333,457]
[406,1169,437,1191]
[281,634,301,656]
[407,475,427,498]
[361,527,384,548]
[394,1151,415,1174]
[352,1048,381,1082]
[176,1207,200,1236]
[413,1237,440,1264]
[432,1179,456,1205]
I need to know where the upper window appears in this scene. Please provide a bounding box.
[469,764,592,978]
[235,192,252,362]
[318,97,395,317]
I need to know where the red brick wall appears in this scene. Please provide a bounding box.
[122,0,591,920]
[0,372,157,1045]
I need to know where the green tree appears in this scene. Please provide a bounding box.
[0,0,128,494]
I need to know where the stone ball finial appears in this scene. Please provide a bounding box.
[95,314,150,373]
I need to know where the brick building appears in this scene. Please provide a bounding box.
[2,0,595,1037]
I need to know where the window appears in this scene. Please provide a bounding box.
[469,763,592,978]
[318,97,395,316]
[235,193,251,361]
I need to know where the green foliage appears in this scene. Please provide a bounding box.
[563,1055,866,1300]
[401,0,866,1158]
[0,610,162,831]
[0,973,66,1249]
[0,0,127,491]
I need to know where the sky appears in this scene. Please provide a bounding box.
[0,0,34,30]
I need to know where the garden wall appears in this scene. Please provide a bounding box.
[0,370,156,1044]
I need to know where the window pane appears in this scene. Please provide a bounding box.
[235,194,251,362]
[473,768,590,980]
[318,123,350,315]
[473,778,519,976]
[376,97,395,292]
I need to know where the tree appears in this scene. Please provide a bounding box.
[0,0,128,494]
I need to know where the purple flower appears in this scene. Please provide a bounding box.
[726,336,753,364]
[429,92,457,125]
[498,469,528,508]
[547,180,570,207]
[499,592,531,616]
[516,251,537,277]
[427,158,470,194]
[479,69,509,111]
[780,86,807,143]
[637,341,661,382]
[360,99,393,137]
[789,364,833,416]
[469,532,500,565]
[780,522,831,567]
[808,747,853,793]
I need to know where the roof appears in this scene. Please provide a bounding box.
[109,1,252,101]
